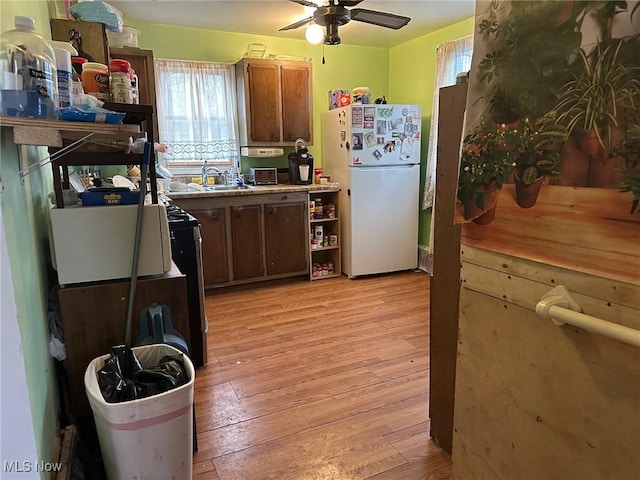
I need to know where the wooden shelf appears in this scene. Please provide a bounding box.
[460,184,640,285]
[1,115,141,148]
[310,217,338,224]
[308,189,341,281]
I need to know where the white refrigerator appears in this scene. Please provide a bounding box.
[322,104,421,278]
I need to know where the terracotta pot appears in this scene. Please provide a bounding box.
[514,174,544,208]
[581,129,604,157]
[472,205,497,225]
[462,181,500,224]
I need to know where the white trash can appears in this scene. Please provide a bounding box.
[84,344,194,480]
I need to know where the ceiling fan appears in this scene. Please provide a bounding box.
[279,0,411,45]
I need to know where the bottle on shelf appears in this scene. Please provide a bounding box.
[0,16,59,119]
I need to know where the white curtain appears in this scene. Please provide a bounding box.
[154,59,238,166]
[422,36,473,209]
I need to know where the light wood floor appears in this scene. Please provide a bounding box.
[193,270,451,480]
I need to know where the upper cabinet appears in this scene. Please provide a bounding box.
[235,58,313,146]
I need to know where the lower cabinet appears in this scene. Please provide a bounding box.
[175,193,308,288]
[230,204,265,280]
[190,207,230,286]
[265,201,307,275]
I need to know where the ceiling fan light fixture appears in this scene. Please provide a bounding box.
[305,23,324,44]
[324,23,341,45]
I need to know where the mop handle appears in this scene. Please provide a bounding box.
[124,141,152,347]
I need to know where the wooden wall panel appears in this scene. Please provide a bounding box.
[452,247,640,480]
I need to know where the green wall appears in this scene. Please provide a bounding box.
[1,2,59,473]
[389,17,475,247]
[127,20,390,171]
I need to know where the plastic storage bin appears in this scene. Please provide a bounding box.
[107,26,140,48]
[84,344,194,480]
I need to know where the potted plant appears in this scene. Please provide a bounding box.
[477,1,582,124]
[458,120,515,224]
[554,39,640,157]
[503,116,568,208]
[612,125,640,213]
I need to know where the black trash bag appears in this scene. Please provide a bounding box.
[97,345,142,403]
[131,355,188,400]
[97,346,188,403]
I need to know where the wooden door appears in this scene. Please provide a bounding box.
[247,62,281,142]
[230,204,265,280]
[190,207,230,286]
[429,83,468,453]
[264,201,307,275]
[281,63,312,143]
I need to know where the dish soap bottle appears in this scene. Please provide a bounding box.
[0,16,58,118]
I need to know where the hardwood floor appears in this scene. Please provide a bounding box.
[193,270,451,480]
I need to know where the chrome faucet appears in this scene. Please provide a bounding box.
[201,162,220,186]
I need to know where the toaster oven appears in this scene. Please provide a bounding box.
[248,167,278,185]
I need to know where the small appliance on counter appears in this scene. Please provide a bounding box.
[288,138,314,185]
[248,167,278,185]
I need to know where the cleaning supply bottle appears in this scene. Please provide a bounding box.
[0,16,58,118]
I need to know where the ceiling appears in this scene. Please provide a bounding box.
[106,0,476,48]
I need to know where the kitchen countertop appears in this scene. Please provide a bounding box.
[166,183,340,199]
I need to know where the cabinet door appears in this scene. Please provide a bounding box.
[190,208,230,286]
[230,204,265,280]
[108,47,159,143]
[247,62,282,142]
[265,202,307,275]
[281,63,312,143]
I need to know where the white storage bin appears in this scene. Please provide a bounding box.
[107,26,140,48]
[84,344,194,480]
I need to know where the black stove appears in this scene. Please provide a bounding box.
[162,200,207,368]
[165,203,199,227]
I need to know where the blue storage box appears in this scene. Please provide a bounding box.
[79,188,139,206]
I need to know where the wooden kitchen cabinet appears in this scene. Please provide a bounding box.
[173,192,308,288]
[230,204,265,280]
[108,47,159,143]
[190,207,230,286]
[265,200,307,275]
[235,58,313,146]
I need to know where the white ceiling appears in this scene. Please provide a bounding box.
[106,0,476,48]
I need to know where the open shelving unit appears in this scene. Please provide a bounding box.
[308,188,341,280]
[1,103,157,207]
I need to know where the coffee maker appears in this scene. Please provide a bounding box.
[288,139,314,185]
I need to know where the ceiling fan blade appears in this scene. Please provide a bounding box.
[288,0,320,7]
[279,16,315,31]
[337,0,364,6]
[349,8,411,29]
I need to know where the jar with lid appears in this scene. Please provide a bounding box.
[313,197,323,219]
[0,16,58,118]
[314,167,323,184]
[81,61,110,101]
[109,58,133,103]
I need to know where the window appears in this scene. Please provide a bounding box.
[422,36,473,210]
[154,59,239,171]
